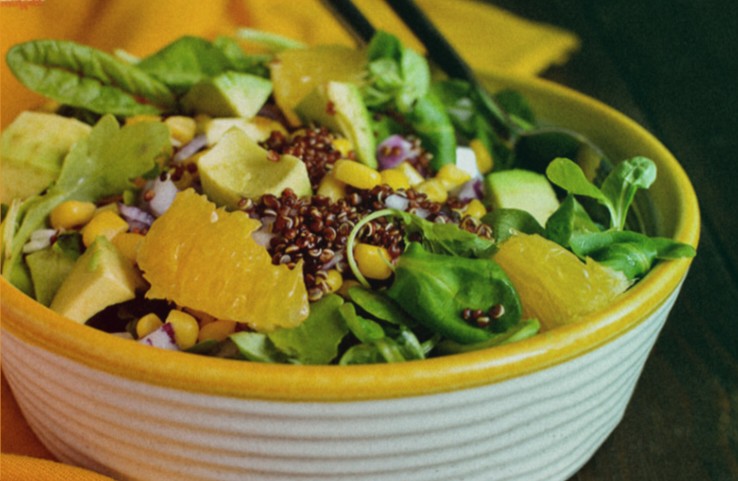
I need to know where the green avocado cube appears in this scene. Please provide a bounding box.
[296,81,377,168]
[485,169,560,226]
[197,128,311,208]
[182,71,272,118]
[49,237,143,323]
[1,111,91,203]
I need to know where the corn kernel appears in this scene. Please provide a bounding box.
[380,168,411,191]
[112,232,145,263]
[136,313,163,339]
[165,115,197,145]
[81,210,129,247]
[317,172,346,201]
[464,199,487,219]
[354,243,393,280]
[49,200,96,230]
[198,319,236,342]
[125,115,161,125]
[470,139,493,174]
[332,159,382,190]
[323,269,344,293]
[331,137,354,158]
[436,164,471,191]
[166,310,200,350]
[394,162,425,186]
[416,179,448,203]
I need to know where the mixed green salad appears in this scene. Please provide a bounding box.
[0,29,695,365]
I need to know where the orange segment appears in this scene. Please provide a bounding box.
[270,45,366,126]
[137,189,309,332]
[493,233,631,330]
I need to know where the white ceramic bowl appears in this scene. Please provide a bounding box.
[0,71,699,481]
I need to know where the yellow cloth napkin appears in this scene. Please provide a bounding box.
[0,0,578,478]
[0,453,116,480]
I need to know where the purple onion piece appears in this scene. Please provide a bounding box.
[138,323,179,350]
[377,134,416,170]
[173,133,208,164]
[456,178,485,201]
[118,203,155,231]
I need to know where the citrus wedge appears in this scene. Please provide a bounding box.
[493,233,631,330]
[137,189,309,332]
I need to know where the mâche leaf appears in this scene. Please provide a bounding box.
[6,40,176,115]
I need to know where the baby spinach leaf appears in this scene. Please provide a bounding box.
[6,40,176,115]
[387,243,521,344]
[267,294,348,365]
[213,36,270,77]
[136,36,233,94]
[339,302,386,344]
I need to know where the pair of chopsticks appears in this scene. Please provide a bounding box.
[320,0,514,136]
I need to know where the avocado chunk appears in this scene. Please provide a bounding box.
[1,111,91,203]
[49,237,144,323]
[485,169,560,226]
[203,116,287,146]
[197,128,311,208]
[27,243,81,306]
[296,81,377,168]
[182,71,272,118]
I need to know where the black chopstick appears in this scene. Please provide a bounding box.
[320,0,376,45]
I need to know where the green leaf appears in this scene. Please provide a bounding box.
[339,302,386,344]
[392,210,496,258]
[435,318,540,355]
[6,40,176,115]
[267,294,348,364]
[136,36,233,94]
[546,157,608,202]
[600,156,657,230]
[235,28,306,52]
[229,332,288,363]
[481,208,545,243]
[404,91,457,170]
[347,286,415,326]
[544,195,601,247]
[568,230,696,279]
[213,36,270,76]
[387,243,522,344]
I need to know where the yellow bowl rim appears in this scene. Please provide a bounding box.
[0,72,700,402]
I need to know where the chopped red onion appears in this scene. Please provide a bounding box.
[148,175,179,217]
[139,323,179,350]
[384,193,410,211]
[377,135,417,170]
[173,133,208,164]
[118,203,155,231]
[456,178,484,201]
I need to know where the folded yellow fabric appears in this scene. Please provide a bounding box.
[0,453,116,481]
[0,0,578,126]
[0,0,578,477]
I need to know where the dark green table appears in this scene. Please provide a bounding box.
[486,1,738,479]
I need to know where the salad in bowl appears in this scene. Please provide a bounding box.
[1,29,694,366]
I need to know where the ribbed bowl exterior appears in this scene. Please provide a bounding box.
[1,286,680,481]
